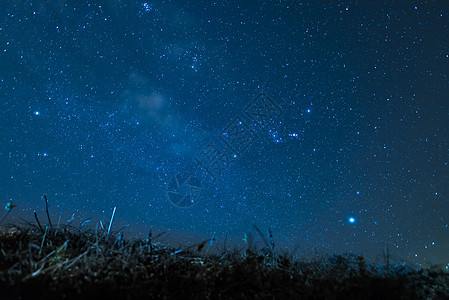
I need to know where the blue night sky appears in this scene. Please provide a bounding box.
[1,1,448,266]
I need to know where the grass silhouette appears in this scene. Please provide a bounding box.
[1,197,448,299]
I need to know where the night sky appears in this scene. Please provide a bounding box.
[1,1,448,267]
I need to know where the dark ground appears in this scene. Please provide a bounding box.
[1,224,448,300]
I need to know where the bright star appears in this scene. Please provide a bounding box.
[349,217,355,223]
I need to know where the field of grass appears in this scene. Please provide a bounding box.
[1,221,448,300]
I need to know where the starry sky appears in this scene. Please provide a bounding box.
[1,1,448,266]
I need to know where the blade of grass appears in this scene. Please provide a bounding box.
[107,207,116,238]
[43,195,53,229]
[34,211,44,233]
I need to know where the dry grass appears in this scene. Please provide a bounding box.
[0,223,448,300]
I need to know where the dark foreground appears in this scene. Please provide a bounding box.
[0,225,448,300]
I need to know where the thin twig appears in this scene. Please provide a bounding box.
[107,207,117,238]
[39,226,48,256]
[112,224,129,236]
[43,195,53,229]
[64,250,89,270]
[57,210,62,229]
[34,211,44,233]
[253,224,269,249]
